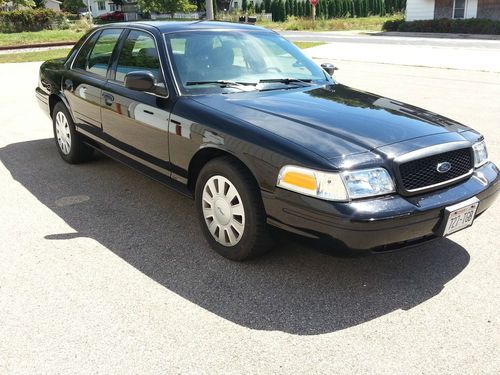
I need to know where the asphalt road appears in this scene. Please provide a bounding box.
[0,61,499,374]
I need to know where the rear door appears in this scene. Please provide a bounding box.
[101,29,172,172]
[64,28,123,132]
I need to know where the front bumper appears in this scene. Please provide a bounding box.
[263,162,500,251]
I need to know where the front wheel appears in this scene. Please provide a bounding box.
[195,157,274,261]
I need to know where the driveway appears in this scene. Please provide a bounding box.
[0,61,499,374]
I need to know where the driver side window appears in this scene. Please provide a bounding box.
[114,30,163,84]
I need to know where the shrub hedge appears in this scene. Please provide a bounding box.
[0,9,67,33]
[383,18,500,35]
[261,0,406,22]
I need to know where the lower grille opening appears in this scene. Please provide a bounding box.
[371,235,439,253]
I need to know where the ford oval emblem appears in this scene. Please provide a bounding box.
[436,162,452,173]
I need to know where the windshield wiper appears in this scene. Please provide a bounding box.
[185,80,258,91]
[258,78,314,86]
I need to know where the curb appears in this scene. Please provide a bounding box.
[0,41,76,51]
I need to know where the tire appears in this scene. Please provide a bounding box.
[52,102,93,164]
[195,156,274,261]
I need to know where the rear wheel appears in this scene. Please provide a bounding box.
[52,102,93,164]
[195,156,274,261]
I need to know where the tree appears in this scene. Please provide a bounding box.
[247,0,254,13]
[10,0,36,8]
[264,0,271,12]
[62,0,85,13]
[34,0,46,8]
[278,0,285,20]
[136,0,197,17]
[271,0,277,20]
[242,0,247,11]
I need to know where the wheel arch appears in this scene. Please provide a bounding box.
[49,93,74,121]
[187,146,261,194]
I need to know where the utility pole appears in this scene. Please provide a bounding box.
[206,0,214,20]
[86,0,93,23]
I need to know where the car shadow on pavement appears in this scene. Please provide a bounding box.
[0,138,470,335]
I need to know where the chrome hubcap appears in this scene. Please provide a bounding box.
[55,111,71,155]
[202,175,245,247]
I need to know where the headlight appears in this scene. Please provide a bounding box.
[342,168,396,199]
[472,140,488,168]
[277,165,348,201]
[277,165,395,201]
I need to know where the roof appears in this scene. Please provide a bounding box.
[100,20,272,33]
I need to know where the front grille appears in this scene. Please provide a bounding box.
[399,148,473,192]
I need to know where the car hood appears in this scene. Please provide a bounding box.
[192,84,471,160]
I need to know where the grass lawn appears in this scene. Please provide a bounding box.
[0,15,399,48]
[258,16,401,31]
[0,48,72,63]
[0,41,321,64]
[0,15,398,48]
[293,41,325,49]
[0,30,84,47]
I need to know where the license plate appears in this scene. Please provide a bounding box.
[443,197,479,236]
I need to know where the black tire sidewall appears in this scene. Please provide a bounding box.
[52,102,91,164]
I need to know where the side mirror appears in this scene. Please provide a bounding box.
[124,71,155,92]
[321,63,339,76]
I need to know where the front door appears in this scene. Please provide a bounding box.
[101,29,171,174]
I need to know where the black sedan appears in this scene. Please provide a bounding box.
[36,21,499,260]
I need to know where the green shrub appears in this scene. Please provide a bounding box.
[382,18,404,31]
[269,0,406,21]
[383,18,500,35]
[62,0,85,13]
[66,13,81,21]
[0,9,67,33]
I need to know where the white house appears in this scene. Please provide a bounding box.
[83,0,121,17]
[45,0,62,11]
[406,0,500,21]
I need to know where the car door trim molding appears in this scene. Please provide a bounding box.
[162,33,182,97]
[76,123,188,179]
[77,125,171,176]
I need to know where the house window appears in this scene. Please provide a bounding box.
[453,0,466,19]
[97,1,106,11]
[109,3,116,11]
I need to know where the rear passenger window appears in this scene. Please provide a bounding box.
[73,29,122,78]
[73,32,99,70]
[114,30,162,83]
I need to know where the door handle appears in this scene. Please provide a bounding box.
[102,92,114,106]
[63,79,73,91]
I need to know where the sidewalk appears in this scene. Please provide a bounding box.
[304,42,500,72]
[371,31,500,40]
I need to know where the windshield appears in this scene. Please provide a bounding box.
[164,30,330,94]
